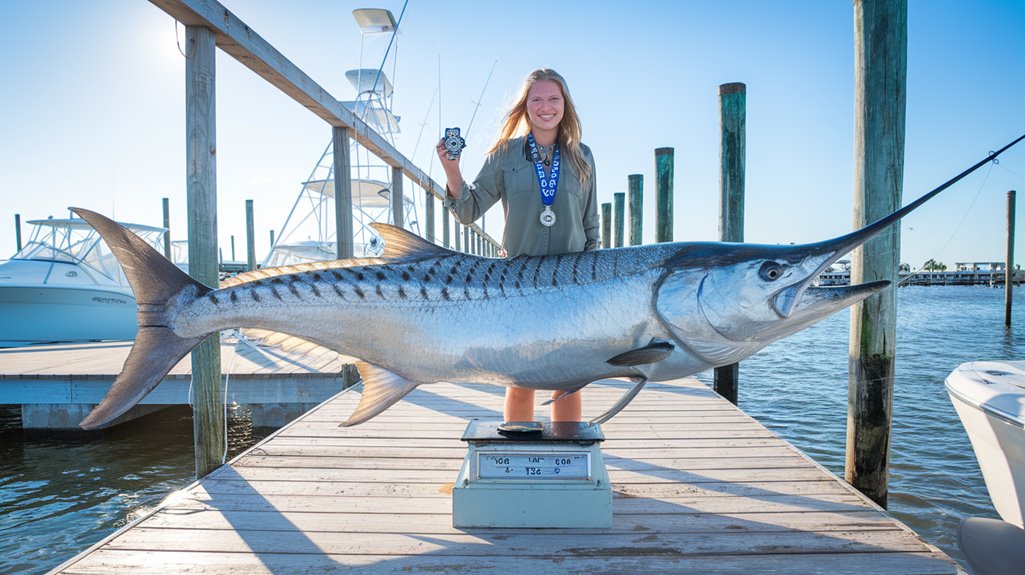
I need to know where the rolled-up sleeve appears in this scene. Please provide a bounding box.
[446,152,504,225]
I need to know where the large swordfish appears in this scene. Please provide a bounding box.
[73,135,1024,430]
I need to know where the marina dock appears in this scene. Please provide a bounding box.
[0,337,353,428]
[47,378,959,574]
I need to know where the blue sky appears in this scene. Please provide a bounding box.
[1,0,1023,269]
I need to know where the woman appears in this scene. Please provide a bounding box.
[436,68,599,423]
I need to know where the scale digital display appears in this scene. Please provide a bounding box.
[476,452,591,480]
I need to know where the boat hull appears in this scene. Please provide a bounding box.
[946,361,1025,528]
[0,285,137,346]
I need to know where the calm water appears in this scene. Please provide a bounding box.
[696,285,1025,565]
[2,286,1022,574]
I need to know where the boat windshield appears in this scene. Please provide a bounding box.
[13,219,166,286]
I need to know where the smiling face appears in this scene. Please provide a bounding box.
[525,79,565,139]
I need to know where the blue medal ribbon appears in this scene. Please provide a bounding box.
[527,133,560,208]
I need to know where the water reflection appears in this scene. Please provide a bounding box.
[0,404,267,575]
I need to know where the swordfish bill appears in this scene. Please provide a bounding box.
[72,132,1025,430]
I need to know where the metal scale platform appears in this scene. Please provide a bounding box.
[452,420,612,528]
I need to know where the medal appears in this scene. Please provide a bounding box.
[540,205,557,227]
[527,133,560,229]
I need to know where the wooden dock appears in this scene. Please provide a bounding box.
[0,336,352,428]
[47,379,960,574]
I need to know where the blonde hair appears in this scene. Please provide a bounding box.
[487,68,591,186]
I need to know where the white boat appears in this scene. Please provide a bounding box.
[0,217,167,347]
[263,8,418,269]
[946,361,1025,574]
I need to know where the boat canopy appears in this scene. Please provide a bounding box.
[301,178,412,207]
[12,218,166,286]
[346,69,393,98]
[352,8,397,34]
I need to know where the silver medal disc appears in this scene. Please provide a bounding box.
[540,206,556,227]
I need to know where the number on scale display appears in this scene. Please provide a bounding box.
[477,452,590,480]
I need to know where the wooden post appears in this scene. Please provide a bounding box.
[269,229,275,250]
[161,198,172,259]
[846,0,907,508]
[613,192,625,248]
[601,202,612,248]
[185,24,223,479]
[14,214,22,252]
[655,148,674,243]
[1007,190,1016,328]
[426,191,435,244]
[443,210,451,249]
[714,82,746,406]
[628,175,643,246]
[391,167,404,229]
[333,127,354,259]
[230,235,236,262]
[245,199,256,271]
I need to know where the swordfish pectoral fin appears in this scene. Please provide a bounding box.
[606,339,675,366]
[589,378,647,426]
[340,361,422,427]
[540,383,590,406]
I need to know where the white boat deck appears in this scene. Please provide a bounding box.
[47,378,960,574]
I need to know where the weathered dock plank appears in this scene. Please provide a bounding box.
[48,379,960,574]
[0,339,355,428]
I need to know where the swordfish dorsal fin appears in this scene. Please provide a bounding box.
[341,361,422,427]
[370,222,458,262]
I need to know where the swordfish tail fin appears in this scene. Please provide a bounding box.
[71,208,211,430]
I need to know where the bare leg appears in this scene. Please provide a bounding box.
[504,387,535,422]
[551,390,582,422]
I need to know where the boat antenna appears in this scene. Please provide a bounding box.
[464,59,498,141]
[367,0,408,102]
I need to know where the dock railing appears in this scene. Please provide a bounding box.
[150,0,500,476]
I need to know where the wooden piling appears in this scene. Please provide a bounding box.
[847,0,907,508]
[333,127,354,259]
[601,202,612,248]
[185,24,224,479]
[230,235,236,262]
[1007,190,1016,328]
[391,167,404,229]
[714,82,746,406]
[426,191,435,244]
[613,192,625,248]
[655,148,674,243]
[628,175,643,246]
[443,210,451,249]
[13,212,22,250]
[161,198,171,259]
[245,199,256,271]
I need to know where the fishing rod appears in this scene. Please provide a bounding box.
[907,132,1025,211]
[464,59,498,142]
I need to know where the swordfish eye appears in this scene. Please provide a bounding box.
[758,261,785,282]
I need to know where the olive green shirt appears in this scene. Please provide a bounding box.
[446,137,600,257]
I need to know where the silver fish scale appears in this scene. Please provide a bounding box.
[174,245,684,389]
